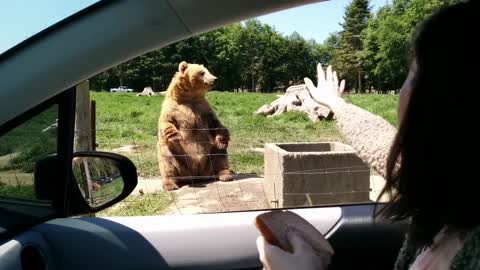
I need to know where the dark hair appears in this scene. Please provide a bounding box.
[376,1,480,247]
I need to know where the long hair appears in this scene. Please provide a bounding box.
[376,1,480,247]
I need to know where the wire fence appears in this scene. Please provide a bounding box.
[0,125,388,216]
[92,127,387,217]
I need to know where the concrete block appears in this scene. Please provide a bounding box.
[264,142,370,207]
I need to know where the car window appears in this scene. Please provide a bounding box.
[0,104,58,203]
[86,3,373,217]
[84,0,453,217]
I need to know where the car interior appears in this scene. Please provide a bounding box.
[0,1,408,269]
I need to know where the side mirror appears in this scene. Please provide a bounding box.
[34,151,137,215]
[72,151,137,212]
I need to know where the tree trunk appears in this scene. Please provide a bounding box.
[74,81,94,205]
[74,81,92,152]
[358,69,363,93]
[251,72,255,92]
[255,84,332,122]
[137,86,155,96]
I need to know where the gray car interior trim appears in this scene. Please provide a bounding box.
[26,207,340,270]
[0,231,55,270]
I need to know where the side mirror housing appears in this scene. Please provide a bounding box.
[71,151,137,212]
[34,151,137,215]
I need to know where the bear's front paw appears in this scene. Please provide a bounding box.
[215,135,229,150]
[218,169,234,182]
[162,179,179,191]
[163,127,182,144]
[165,132,182,144]
[167,133,183,144]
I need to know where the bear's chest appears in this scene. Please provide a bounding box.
[175,104,212,130]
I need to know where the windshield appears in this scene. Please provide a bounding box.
[0,0,98,54]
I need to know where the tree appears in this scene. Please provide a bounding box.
[88,0,461,93]
[236,20,264,91]
[333,0,371,92]
[313,32,339,67]
[256,24,287,92]
[215,24,244,90]
[360,11,381,91]
[362,5,408,91]
[360,0,461,91]
[282,32,314,86]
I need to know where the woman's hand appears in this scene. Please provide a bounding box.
[256,231,331,270]
[304,63,346,112]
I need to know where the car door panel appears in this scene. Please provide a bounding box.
[328,205,407,269]
[0,231,56,270]
[11,207,339,270]
[1,205,406,270]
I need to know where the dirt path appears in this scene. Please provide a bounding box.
[132,173,385,215]
[132,175,268,214]
[164,176,269,214]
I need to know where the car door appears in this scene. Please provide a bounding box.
[0,89,406,270]
[0,1,408,269]
[4,204,406,270]
[0,89,76,270]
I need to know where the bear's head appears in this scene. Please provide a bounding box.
[172,61,217,99]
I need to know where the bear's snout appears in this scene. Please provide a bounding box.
[205,74,217,86]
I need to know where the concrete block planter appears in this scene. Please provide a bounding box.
[264,142,370,208]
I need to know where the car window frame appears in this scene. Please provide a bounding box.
[0,87,76,218]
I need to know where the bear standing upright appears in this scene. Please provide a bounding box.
[157,61,233,190]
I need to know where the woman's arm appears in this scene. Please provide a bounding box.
[305,64,397,178]
[333,102,396,178]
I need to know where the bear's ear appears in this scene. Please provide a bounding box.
[178,61,188,73]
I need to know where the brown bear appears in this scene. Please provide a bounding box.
[157,61,233,190]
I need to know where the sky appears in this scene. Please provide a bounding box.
[257,0,389,42]
[0,0,390,54]
[0,0,98,53]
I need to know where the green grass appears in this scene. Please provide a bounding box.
[92,178,124,206]
[91,91,341,176]
[0,105,57,200]
[92,92,398,178]
[345,94,398,126]
[96,193,173,216]
[0,183,36,200]
[0,91,397,215]
[0,105,57,172]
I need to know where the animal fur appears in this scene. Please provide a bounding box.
[157,61,233,190]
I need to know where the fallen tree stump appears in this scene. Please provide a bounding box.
[136,86,156,96]
[255,84,332,122]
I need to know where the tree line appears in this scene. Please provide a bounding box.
[90,0,459,93]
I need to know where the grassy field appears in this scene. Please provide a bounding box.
[92,177,124,205]
[92,91,342,177]
[92,92,397,177]
[97,192,173,217]
[0,105,57,200]
[0,91,397,216]
[345,94,398,126]
[92,91,341,216]
[90,91,397,216]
